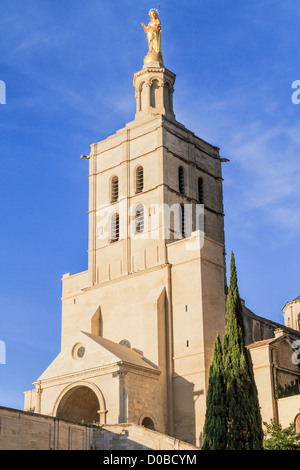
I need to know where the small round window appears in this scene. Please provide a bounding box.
[72,343,86,360]
[119,339,131,349]
[77,346,85,358]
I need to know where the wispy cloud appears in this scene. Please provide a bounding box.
[174,82,300,245]
[13,33,60,53]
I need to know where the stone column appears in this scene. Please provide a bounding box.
[118,370,128,423]
[36,381,42,414]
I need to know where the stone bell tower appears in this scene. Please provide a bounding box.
[24,11,227,448]
[283,296,300,331]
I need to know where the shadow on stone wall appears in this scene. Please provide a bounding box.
[94,423,199,451]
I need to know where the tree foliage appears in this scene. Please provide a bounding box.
[203,251,264,450]
[202,333,227,450]
[222,251,264,450]
[275,379,300,399]
[263,419,300,450]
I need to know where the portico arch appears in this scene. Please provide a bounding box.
[53,381,107,425]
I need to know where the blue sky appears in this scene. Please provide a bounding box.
[0,0,299,410]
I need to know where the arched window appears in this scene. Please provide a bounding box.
[135,166,144,194]
[111,176,119,203]
[142,417,155,430]
[140,82,147,111]
[178,166,185,195]
[119,339,131,349]
[180,204,185,238]
[150,79,160,108]
[135,204,144,234]
[198,177,204,204]
[110,213,119,242]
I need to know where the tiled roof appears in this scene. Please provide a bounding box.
[82,332,157,370]
[247,338,275,349]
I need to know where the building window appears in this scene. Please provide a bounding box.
[198,177,204,204]
[141,417,155,431]
[119,339,131,349]
[180,204,185,238]
[150,79,160,108]
[135,204,144,233]
[110,213,119,242]
[111,176,119,203]
[136,166,144,194]
[178,166,185,195]
[140,81,147,111]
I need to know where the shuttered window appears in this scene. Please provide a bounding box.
[135,205,144,233]
[198,177,204,204]
[110,213,120,242]
[136,166,144,194]
[111,176,119,202]
[178,166,185,195]
[180,204,185,238]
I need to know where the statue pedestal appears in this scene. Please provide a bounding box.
[133,64,176,121]
[143,52,163,68]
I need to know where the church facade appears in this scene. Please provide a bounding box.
[24,28,300,448]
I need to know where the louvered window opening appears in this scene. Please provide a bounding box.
[178,167,185,194]
[111,176,119,202]
[135,205,144,233]
[111,213,120,242]
[136,167,144,193]
[198,177,204,204]
[181,204,185,238]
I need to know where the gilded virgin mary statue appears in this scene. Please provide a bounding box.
[141,9,163,65]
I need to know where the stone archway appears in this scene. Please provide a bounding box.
[54,382,106,425]
[139,412,157,431]
[141,417,155,430]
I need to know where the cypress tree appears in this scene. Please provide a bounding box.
[222,251,264,450]
[202,333,227,450]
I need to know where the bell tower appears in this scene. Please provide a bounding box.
[283,296,300,331]
[25,10,227,448]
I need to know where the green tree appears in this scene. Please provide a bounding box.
[202,333,227,450]
[263,419,300,450]
[222,251,264,450]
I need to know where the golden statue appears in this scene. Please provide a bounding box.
[141,9,163,65]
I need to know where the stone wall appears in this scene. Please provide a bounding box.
[243,304,300,346]
[0,407,199,451]
[0,406,94,450]
[98,424,199,451]
[277,395,300,429]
